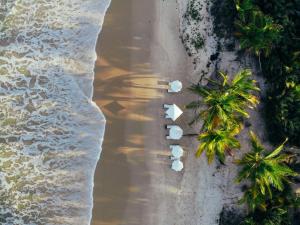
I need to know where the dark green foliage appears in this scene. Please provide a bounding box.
[256,0,300,147]
[185,0,203,22]
[219,207,245,225]
[240,185,300,225]
[211,0,237,39]
[266,83,300,146]
[213,0,300,147]
[235,0,282,56]
[240,208,290,225]
[191,34,204,49]
[181,0,205,55]
[219,193,300,225]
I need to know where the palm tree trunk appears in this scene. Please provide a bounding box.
[258,52,262,71]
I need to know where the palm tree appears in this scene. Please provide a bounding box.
[187,70,259,130]
[196,126,241,164]
[187,85,246,129]
[236,131,297,211]
[224,69,260,106]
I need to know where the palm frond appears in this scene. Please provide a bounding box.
[237,131,298,211]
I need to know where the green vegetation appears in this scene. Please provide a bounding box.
[218,133,299,225]
[183,0,300,223]
[196,127,240,164]
[191,34,205,50]
[256,0,300,146]
[211,0,300,146]
[187,69,259,163]
[240,183,300,225]
[181,0,205,55]
[211,0,237,39]
[236,131,297,211]
[185,0,203,22]
[188,70,259,128]
[235,0,282,57]
[236,0,300,146]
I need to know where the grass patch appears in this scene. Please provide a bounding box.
[184,0,203,22]
[191,34,205,49]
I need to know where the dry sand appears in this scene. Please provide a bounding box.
[91,0,267,224]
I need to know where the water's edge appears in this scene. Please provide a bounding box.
[88,0,112,223]
[0,0,112,224]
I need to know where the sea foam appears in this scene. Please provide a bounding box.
[0,0,110,224]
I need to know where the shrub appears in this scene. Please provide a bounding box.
[234,0,282,56]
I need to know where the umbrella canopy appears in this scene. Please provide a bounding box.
[171,160,183,171]
[168,125,183,140]
[165,104,183,121]
[170,145,184,158]
[169,80,182,92]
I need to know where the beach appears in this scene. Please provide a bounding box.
[92,0,227,224]
[0,0,297,224]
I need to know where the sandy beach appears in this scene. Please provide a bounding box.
[91,0,255,224]
[91,0,194,224]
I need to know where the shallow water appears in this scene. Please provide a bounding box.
[0,0,110,224]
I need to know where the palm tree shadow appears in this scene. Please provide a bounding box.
[91,0,160,224]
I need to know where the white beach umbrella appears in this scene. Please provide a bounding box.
[171,160,184,172]
[165,104,183,121]
[168,80,183,93]
[167,125,183,140]
[170,145,184,158]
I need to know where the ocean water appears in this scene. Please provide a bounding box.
[0,0,110,224]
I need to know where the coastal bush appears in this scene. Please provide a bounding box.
[256,0,300,146]
[187,70,259,163]
[218,190,300,225]
[240,208,290,225]
[266,84,300,146]
[234,0,282,57]
[240,185,300,225]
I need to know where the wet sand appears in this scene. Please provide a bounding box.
[91,0,160,224]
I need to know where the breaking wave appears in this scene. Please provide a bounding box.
[0,0,110,224]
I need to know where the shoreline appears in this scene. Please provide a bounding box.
[88,1,111,224]
[92,0,157,224]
